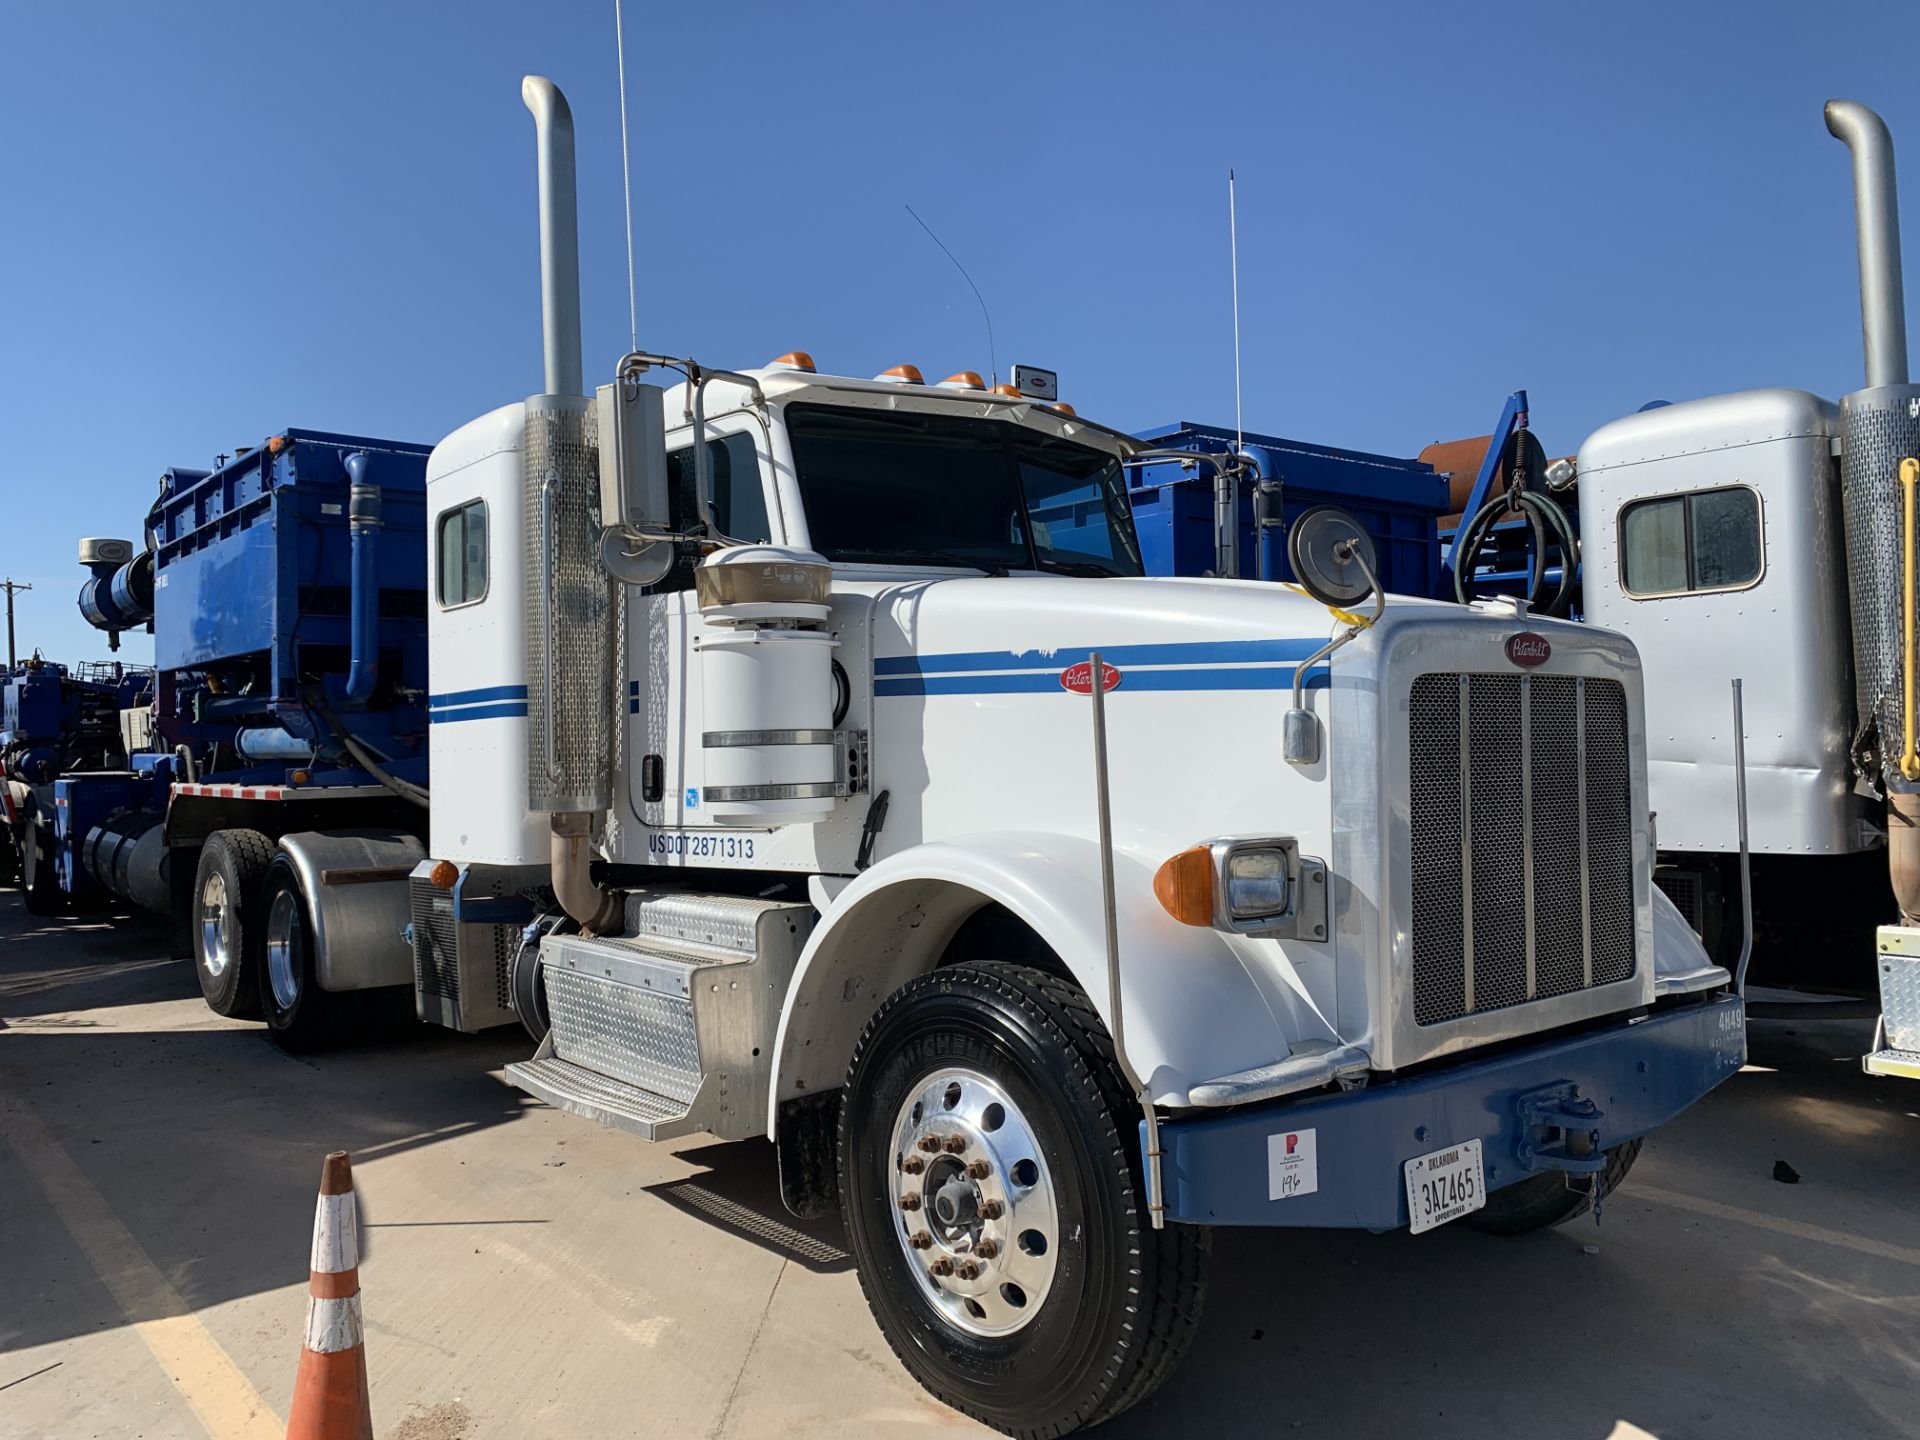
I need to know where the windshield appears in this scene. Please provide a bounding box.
[784,404,1143,576]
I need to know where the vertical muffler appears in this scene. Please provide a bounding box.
[1828,99,1920,919]
[521,75,620,931]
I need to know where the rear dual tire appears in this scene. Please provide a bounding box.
[193,829,273,1018]
[20,799,66,916]
[256,855,344,1052]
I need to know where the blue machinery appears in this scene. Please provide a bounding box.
[1127,391,1583,613]
[34,429,433,913]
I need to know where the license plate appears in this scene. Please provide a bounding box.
[1403,1138,1486,1234]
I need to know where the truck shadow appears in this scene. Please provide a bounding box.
[0,893,540,1356]
[645,1139,853,1275]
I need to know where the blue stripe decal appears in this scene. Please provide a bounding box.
[429,702,529,724]
[873,638,1323,677]
[874,666,1328,697]
[430,683,529,710]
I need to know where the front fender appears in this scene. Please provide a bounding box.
[767,831,1341,1131]
[1651,882,1732,994]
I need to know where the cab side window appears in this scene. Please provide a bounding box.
[652,432,770,592]
[436,499,488,607]
[1620,486,1762,597]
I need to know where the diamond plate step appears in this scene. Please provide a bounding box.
[1864,1046,1920,1080]
[506,894,817,1145]
[505,1053,699,1140]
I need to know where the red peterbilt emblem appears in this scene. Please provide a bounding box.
[1059,660,1123,694]
[1505,632,1551,668]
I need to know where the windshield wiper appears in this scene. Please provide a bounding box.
[833,547,1009,576]
[1038,559,1129,578]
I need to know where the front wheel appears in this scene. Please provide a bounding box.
[1464,1139,1643,1236]
[839,962,1209,1437]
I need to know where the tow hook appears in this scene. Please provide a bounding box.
[1514,1082,1609,1176]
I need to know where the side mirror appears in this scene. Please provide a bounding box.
[1282,506,1384,769]
[1287,504,1380,608]
[596,378,668,534]
[597,378,672,585]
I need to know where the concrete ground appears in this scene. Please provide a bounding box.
[2,892,1917,1440]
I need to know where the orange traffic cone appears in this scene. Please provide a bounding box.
[286,1151,373,1440]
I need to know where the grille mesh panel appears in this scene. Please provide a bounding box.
[1409,671,1636,1026]
[410,879,460,1001]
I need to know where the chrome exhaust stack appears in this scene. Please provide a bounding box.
[521,75,620,932]
[1826,100,1909,390]
[522,76,584,399]
[1828,101,1920,922]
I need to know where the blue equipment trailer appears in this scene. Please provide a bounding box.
[1126,420,1451,597]
[1127,396,1583,615]
[27,430,434,943]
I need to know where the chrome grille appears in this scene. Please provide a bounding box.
[1409,672,1636,1026]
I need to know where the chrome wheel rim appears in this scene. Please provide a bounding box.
[265,888,303,1011]
[887,1066,1059,1338]
[199,871,232,978]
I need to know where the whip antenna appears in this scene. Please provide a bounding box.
[905,203,998,388]
[1229,168,1244,456]
[614,0,638,352]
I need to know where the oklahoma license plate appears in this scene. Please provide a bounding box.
[1403,1138,1486,1234]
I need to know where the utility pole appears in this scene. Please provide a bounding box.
[0,578,31,670]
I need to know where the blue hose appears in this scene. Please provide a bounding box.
[343,453,382,701]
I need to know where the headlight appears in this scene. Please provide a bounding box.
[1154,836,1324,939]
[1225,846,1291,918]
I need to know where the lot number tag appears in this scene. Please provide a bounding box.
[1267,1127,1319,1201]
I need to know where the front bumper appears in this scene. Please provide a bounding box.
[1153,992,1745,1229]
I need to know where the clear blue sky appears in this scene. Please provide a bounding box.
[3,0,1912,664]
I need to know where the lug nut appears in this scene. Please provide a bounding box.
[974,1239,1000,1260]
[899,1192,921,1211]
[931,1257,954,1277]
[979,1200,1005,1220]
[965,1159,991,1180]
[909,1230,933,1250]
[942,1135,969,1154]
[917,1135,942,1153]
[902,1155,925,1175]
[956,1260,982,1281]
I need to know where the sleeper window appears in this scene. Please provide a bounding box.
[1619,486,1762,597]
[436,500,488,607]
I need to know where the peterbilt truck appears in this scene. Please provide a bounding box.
[405,77,1743,1432]
[1536,100,1920,1081]
[113,75,1744,1434]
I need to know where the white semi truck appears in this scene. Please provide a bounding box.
[180,77,1743,1434]
[1554,100,1920,1082]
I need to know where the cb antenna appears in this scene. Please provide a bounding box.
[905,203,998,389]
[1229,168,1244,457]
[614,0,638,352]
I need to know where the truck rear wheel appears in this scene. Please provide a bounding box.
[1464,1139,1643,1236]
[193,829,273,1018]
[258,855,345,1052]
[20,800,66,917]
[839,961,1209,1438]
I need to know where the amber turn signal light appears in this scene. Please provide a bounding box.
[429,860,459,890]
[1153,846,1215,927]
